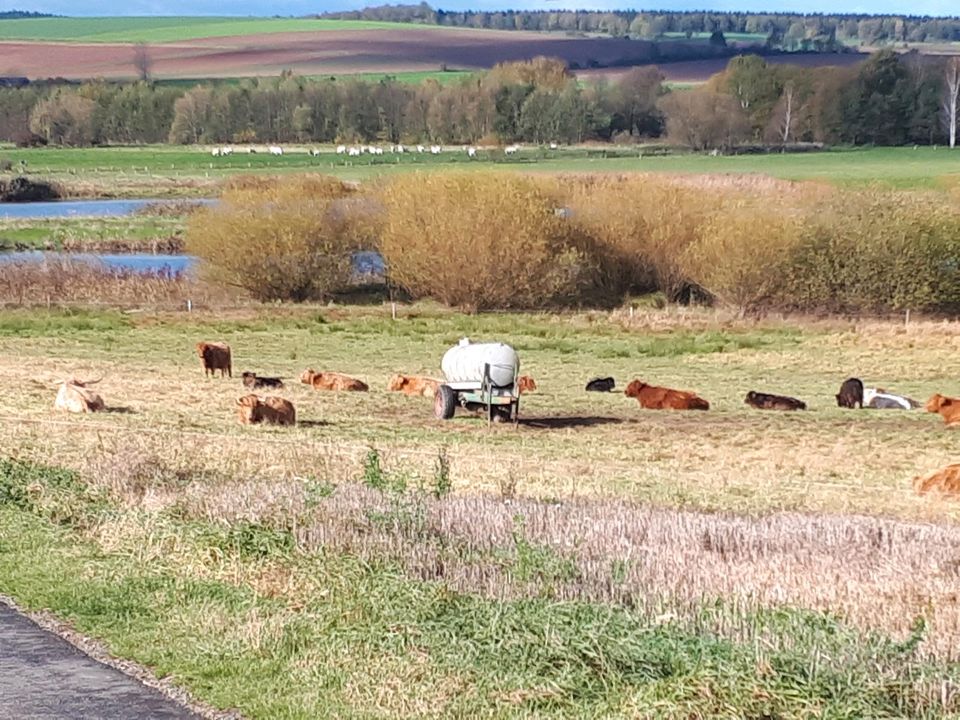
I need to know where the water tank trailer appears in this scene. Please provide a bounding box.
[434,338,521,423]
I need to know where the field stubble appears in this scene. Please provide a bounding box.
[3,304,960,712]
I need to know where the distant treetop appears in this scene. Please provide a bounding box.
[319,3,960,46]
[0,10,57,18]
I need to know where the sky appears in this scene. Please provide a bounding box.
[10,0,958,21]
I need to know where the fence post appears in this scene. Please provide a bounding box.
[391,302,397,321]
[186,299,193,313]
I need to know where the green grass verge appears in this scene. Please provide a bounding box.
[0,216,183,251]
[3,145,959,197]
[1,457,956,719]
[0,17,438,43]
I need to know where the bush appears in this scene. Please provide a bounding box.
[681,208,802,314]
[186,175,372,302]
[567,175,724,303]
[378,173,595,311]
[782,192,960,314]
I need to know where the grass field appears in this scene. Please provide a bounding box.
[1,304,959,717]
[0,17,430,43]
[0,215,185,251]
[2,145,959,198]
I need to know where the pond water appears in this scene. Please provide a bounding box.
[0,251,195,274]
[0,250,387,277]
[0,199,214,219]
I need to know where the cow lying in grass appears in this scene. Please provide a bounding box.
[236,394,296,426]
[517,375,537,394]
[585,377,616,392]
[54,378,104,414]
[197,341,232,378]
[863,387,920,410]
[242,371,284,390]
[387,374,439,397]
[624,380,709,410]
[300,369,369,392]
[836,377,863,408]
[913,463,960,497]
[744,391,806,411]
[925,393,960,426]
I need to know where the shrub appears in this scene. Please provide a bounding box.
[567,175,723,303]
[378,173,595,311]
[186,175,372,302]
[681,207,802,314]
[783,191,960,314]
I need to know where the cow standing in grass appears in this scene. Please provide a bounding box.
[197,341,232,378]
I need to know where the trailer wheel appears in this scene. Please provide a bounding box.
[435,385,457,420]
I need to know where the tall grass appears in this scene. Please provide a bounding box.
[1,455,958,718]
[0,259,229,308]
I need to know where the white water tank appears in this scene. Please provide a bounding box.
[441,338,519,389]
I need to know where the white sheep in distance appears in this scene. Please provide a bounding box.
[396,144,405,153]
[268,145,284,156]
[467,146,477,158]
[310,148,321,157]
[336,144,347,154]
[430,145,441,154]
[416,144,425,153]
[504,145,520,155]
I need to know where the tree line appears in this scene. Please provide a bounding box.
[321,3,960,47]
[4,52,959,149]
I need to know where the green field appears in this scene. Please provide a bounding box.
[3,145,959,198]
[0,17,433,43]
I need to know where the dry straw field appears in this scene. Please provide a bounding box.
[2,303,960,667]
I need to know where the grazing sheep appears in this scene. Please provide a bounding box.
[197,341,232,378]
[268,145,283,156]
[336,145,347,154]
[300,369,368,392]
[236,394,296,426]
[467,147,477,158]
[54,378,104,414]
[625,380,709,410]
[744,391,806,411]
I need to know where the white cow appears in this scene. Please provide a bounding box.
[268,146,283,156]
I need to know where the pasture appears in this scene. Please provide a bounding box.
[1,304,960,717]
[4,145,960,198]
